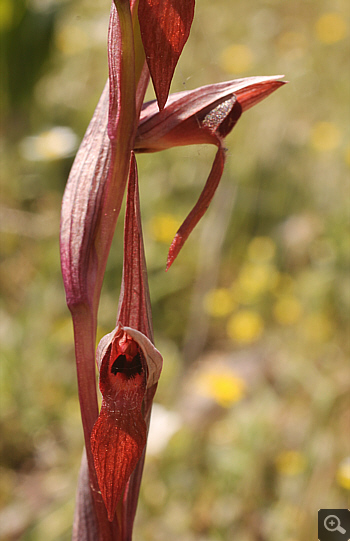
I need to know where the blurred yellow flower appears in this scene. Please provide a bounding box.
[227,310,264,343]
[302,313,334,342]
[203,288,235,317]
[150,213,179,243]
[310,122,341,152]
[237,263,278,301]
[0,0,13,31]
[219,44,254,74]
[273,295,303,326]
[197,369,246,408]
[345,144,350,167]
[275,450,307,476]
[336,457,350,490]
[315,13,347,44]
[247,236,276,263]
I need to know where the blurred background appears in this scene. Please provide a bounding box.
[0,0,349,539]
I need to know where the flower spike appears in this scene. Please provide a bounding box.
[61,1,151,535]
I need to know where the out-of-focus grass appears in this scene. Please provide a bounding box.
[0,0,349,539]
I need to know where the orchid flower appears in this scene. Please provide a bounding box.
[135,76,286,269]
[60,0,285,538]
[90,153,162,533]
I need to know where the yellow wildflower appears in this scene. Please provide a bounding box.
[315,13,347,44]
[150,213,179,243]
[344,143,350,167]
[197,369,246,408]
[237,263,278,302]
[302,313,334,342]
[227,310,264,343]
[310,122,341,152]
[275,451,307,476]
[204,288,235,317]
[336,458,350,490]
[247,236,276,263]
[219,44,254,74]
[273,295,303,326]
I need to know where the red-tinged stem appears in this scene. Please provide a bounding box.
[71,306,121,540]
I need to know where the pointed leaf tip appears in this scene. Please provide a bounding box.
[138,0,195,110]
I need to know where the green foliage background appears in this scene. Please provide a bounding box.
[0,0,349,539]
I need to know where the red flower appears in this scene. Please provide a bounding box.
[135,76,286,269]
[90,153,162,531]
[91,324,162,522]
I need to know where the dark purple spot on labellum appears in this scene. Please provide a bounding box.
[218,99,242,139]
[200,95,242,139]
[201,96,236,132]
[111,353,143,379]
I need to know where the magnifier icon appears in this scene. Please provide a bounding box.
[324,515,346,534]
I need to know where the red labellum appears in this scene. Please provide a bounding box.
[138,0,195,110]
[91,328,147,522]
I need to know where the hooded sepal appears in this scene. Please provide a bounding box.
[135,75,285,152]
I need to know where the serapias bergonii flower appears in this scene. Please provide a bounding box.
[134,76,286,270]
[90,153,163,534]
